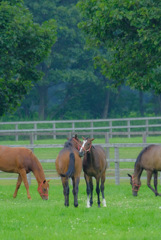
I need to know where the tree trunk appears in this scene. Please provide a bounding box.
[102,89,110,119]
[38,85,48,120]
[139,91,144,116]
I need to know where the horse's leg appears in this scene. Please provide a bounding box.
[96,177,101,208]
[89,177,93,206]
[153,171,161,196]
[13,174,22,198]
[61,177,69,206]
[72,176,80,207]
[19,169,31,199]
[101,172,106,207]
[147,170,158,196]
[84,173,91,208]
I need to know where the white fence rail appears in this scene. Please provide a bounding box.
[0,116,161,140]
[1,117,161,184]
[0,142,159,185]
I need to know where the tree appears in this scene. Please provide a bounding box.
[0,0,57,116]
[77,0,161,93]
[23,0,103,120]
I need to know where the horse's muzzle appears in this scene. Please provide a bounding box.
[79,152,84,157]
[133,191,138,197]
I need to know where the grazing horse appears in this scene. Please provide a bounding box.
[128,144,161,197]
[79,137,107,208]
[55,135,82,207]
[0,145,49,200]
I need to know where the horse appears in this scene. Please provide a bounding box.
[79,137,107,208]
[55,134,82,207]
[0,145,49,200]
[128,144,161,197]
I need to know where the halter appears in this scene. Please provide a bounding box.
[72,137,82,151]
[80,140,92,153]
[132,175,141,192]
[38,181,48,197]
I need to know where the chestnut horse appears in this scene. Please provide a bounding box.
[55,135,82,207]
[79,137,107,208]
[128,144,161,197]
[0,145,49,200]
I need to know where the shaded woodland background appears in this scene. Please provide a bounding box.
[1,0,161,121]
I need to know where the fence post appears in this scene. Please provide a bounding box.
[15,124,18,141]
[105,133,110,167]
[143,132,147,143]
[127,120,130,138]
[28,133,34,186]
[146,119,148,136]
[109,121,112,138]
[34,123,37,141]
[114,147,120,185]
[72,122,75,133]
[53,123,56,139]
[90,122,93,138]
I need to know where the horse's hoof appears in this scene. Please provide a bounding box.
[74,204,78,207]
[98,205,101,208]
[102,199,107,207]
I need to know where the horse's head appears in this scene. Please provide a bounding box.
[79,137,94,157]
[71,134,82,151]
[128,174,141,196]
[38,180,50,200]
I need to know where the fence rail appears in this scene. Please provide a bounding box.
[1,117,161,184]
[0,142,160,185]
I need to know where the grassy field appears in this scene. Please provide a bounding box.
[0,136,161,239]
[0,180,161,240]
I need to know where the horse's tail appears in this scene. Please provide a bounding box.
[60,152,75,177]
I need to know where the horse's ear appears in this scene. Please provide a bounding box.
[75,134,78,139]
[47,180,50,183]
[82,136,85,140]
[127,174,132,178]
[91,138,95,142]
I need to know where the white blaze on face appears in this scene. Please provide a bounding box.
[79,140,87,153]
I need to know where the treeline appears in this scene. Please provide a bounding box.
[1,0,161,121]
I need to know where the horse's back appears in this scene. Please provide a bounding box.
[140,145,161,171]
[0,146,33,172]
[55,147,82,176]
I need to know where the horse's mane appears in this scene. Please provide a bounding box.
[135,144,155,167]
[64,138,73,148]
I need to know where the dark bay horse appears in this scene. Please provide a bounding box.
[79,137,107,208]
[0,145,49,200]
[128,144,161,197]
[55,135,82,207]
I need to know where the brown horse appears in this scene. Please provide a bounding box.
[55,134,82,207]
[128,144,161,197]
[0,145,49,200]
[79,137,107,208]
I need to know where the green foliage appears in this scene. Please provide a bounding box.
[77,0,161,93]
[0,0,57,116]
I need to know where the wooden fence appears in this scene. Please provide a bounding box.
[1,116,161,184]
[1,116,161,141]
[0,140,159,185]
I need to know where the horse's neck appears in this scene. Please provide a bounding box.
[86,148,94,164]
[134,163,142,182]
[32,157,45,185]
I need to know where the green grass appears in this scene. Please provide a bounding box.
[0,180,161,240]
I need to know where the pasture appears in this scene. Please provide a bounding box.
[0,135,161,239]
[0,180,161,240]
